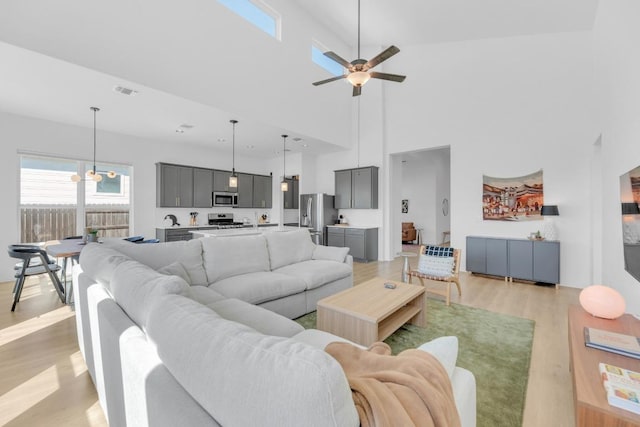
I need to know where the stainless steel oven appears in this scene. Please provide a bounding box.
[213,192,238,207]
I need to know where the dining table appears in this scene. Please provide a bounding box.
[46,239,86,304]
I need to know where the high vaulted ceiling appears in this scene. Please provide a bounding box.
[0,0,599,158]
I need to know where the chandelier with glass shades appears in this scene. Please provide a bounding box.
[71,107,117,182]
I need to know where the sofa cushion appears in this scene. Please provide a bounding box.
[157,261,192,284]
[103,239,208,286]
[79,243,131,290]
[274,260,352,290]
[263,229,315,270]
[312,245,350,263]
[206,298,304,338]
[185,286,227,305]
[110,260,190,328]
[202,235,270,283]
[146,295,359,427]
[208,271,306,305]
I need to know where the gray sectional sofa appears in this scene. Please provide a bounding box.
[73,229,476,426]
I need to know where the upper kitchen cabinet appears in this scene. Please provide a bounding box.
[237,173,254,208]
[253,174,272,208]
[156,163,193,207]
[213,170,233,192]
[283,176,299,209]
[193,167,214,208]
[334,166,378,209]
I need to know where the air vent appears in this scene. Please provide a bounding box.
[179,124,194,129]
[113,86,139,96]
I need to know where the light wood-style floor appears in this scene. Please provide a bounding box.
[0,255,580,426]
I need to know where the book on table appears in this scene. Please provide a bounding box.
[599,363,640,415]
[584,327,640,359]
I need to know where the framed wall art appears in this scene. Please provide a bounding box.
[483,170,543,221]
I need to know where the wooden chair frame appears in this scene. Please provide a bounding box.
[408,246,461,306]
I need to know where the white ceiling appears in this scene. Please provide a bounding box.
[0,0,599,159]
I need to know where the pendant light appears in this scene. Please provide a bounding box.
[280,134,288,192]
[229,119,238,188]
[71,107,117,182]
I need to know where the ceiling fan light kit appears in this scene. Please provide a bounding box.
[312,0,406,96]
[71,107,117,183]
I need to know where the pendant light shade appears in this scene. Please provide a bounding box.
[71,107,116,183]
[281,134,288,192]
[229,119,238,188]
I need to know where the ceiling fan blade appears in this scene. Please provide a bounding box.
[312,75,347,86]
[370,71,406,83]
[364,45,400,70]
[352,86,362,97]
[323,51,353,70]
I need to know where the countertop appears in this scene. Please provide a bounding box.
[326,224,378,230]
[191,226,299,238]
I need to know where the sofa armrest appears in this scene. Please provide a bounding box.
[345,254,353,266]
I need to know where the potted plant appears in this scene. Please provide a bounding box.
[86,229,99,243]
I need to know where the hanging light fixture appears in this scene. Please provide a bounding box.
[281,134,288,192]
[229,119,238,188]
[71,107,117,182]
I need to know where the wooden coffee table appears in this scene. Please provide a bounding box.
[568,304,640,426]
[317,277,426,346]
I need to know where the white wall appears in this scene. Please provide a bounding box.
[594,1,640,313]
[0,111,278,281]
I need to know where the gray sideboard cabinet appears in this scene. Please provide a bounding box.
[466,236,560,286]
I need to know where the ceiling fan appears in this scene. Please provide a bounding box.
[312,0,406,97]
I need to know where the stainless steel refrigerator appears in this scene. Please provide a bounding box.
[299,193,338,245]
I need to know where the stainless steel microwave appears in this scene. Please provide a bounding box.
[213,191,238,207]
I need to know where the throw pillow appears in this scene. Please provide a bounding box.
[312,245,349,263]
[417,254,454,277]
[157,261,192,285]
[423,245,454,257]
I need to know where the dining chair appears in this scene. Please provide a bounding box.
[8,244,66,311]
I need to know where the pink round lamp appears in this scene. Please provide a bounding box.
[579,285,626,319]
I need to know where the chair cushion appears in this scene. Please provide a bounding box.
[417,255,455,278]
[274,260,352,290]
[208,271,306,305]
[202,235,270,283]
[263,229,315,270]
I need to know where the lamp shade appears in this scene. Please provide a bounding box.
[540,205,559,216]
[622,202,640,215]
[579,285,626,319]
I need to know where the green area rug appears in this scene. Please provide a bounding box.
[295,299,534,427]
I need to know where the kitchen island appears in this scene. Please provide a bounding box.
[191,225,300,238]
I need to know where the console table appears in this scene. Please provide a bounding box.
[568,305,640,426]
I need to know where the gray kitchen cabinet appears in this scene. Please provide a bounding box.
[252,175,272,208]
[352,167,378,209]
[466,236,560,285]
[237,173,253,208]
[328,226,378,262]
[193,168,214,208]
[334,170,352,208]
[156,163,193,207]
[283,177,299,209]
[334,166,378,209]
[327,227,345,247]
[156,227,218,242]
[213,170,233,192]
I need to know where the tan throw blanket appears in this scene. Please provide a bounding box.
[325,341,461,427]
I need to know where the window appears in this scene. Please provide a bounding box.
[19,154,132,243]
[312,44,344,77]
[218,0,280,39]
